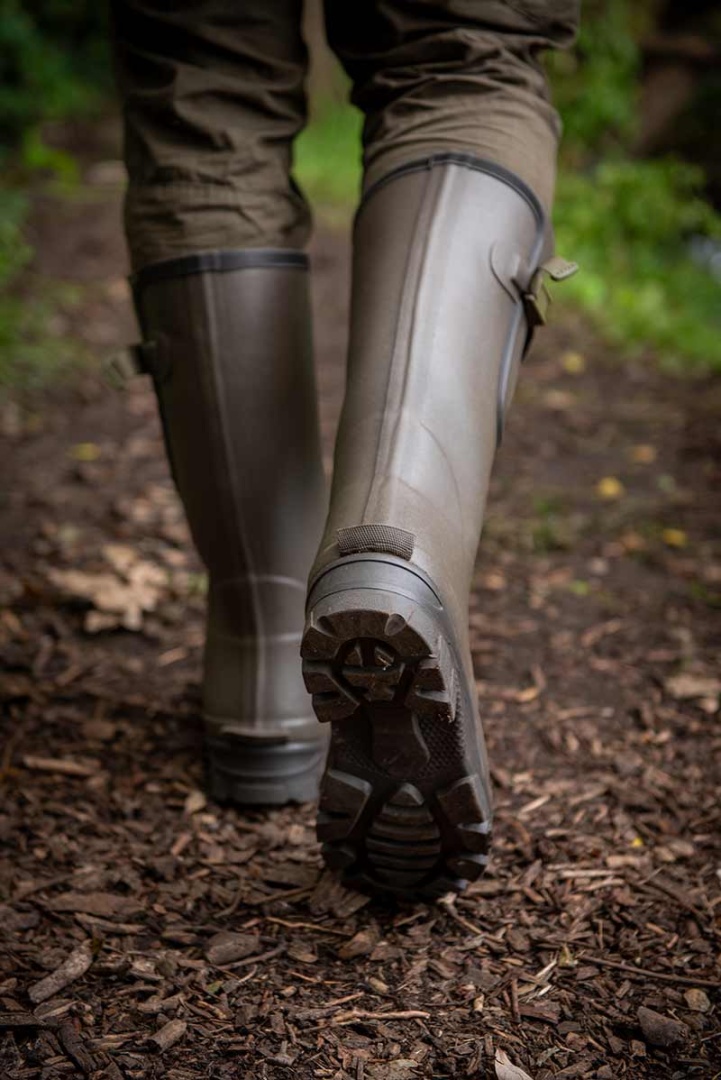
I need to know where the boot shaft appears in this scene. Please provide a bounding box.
[134,252,326,584]
[313,157,549,621]
[132,254,328,799]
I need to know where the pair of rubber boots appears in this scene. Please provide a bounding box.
[131,158,572,898]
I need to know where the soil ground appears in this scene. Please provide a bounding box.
[1,132,720,1079]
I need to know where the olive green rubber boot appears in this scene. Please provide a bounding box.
[302,156,572,895]
[133,251,328,804]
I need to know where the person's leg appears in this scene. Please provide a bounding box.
[112,0,328,803]
[303,0,578,892]
[324,0,578,212]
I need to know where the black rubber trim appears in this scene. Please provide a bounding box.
[360,153,546,228]
[133,249,308,291]
[308,553,445,611]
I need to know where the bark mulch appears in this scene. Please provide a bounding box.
[0,146,719,1079]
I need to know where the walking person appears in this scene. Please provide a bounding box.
[112,0,579,897]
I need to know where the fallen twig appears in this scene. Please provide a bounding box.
[583,956,720,989]
[322,1008,430,1028]
[265,916,351,937]
[225,944,285,970]
[28,944,94,1004]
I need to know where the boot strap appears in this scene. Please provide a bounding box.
[523,256,578,327]
[103,341,158,387]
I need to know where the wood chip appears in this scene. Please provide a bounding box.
[337,925,381,960]
[495,1047,534,1080]
[205,931,260,965]
[22,755,99,777]
[684,988,711,1012]
[149,1018,187,1052]
[28,944,94,1004]
[0,1010,46,1029]
[47,891,141,918]
[58,1017,97,1075]
[637,1006,689,1048]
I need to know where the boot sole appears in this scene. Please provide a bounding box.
[302,557,492,898]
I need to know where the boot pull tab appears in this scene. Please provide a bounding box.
[337,524,415,561]
[103,341,158,388]
[523,256,578,327]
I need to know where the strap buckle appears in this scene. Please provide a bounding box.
[524,256,578,327]
[102,342,157,388]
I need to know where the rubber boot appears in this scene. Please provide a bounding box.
[301,156,572,895]
[132,250,328,804]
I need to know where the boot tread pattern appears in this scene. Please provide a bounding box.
[302,600,491,897]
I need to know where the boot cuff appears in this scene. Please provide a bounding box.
[360,153,546,227]
[132,248,308,293]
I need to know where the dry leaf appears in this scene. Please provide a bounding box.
[596,477,625,500]
[85,611,120,633]
[495,1048,534,1080]
[543,389,576,411]
[69,442,101,462]
[661,528,687,548]
[665,673,720,701]
[557,944,576,966]
[561,349,586,374]
[631,444,657,464]
[102,543,138,574]
[620,530,647,552]
[48,559,166,632]
[184,790,207,815]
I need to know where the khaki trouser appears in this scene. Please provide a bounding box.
[111,1,579,271]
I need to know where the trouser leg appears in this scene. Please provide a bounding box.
[324,0,578,210]
[112,1,329,804]
[300,1,579,892]
[112,0,311,268]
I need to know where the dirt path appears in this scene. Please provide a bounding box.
[1,142,720,1079]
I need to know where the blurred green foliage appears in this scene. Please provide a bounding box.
[0,190,31,286]
[0,0,108,152]
[0,189,33,387]
[1,0,720,386]
[554,161,721,369]
[546,0,645,156]
[546,0,721,369]
[295,100,363,209]
[0,186,83,389]
[295,1,721,371]
[0,0,108,388]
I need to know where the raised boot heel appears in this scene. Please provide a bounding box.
[302,555,492,898]
[205,730,327,805]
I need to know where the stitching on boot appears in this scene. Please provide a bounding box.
[337,524,415,561]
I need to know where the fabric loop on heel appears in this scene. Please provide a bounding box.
[337,524,415,560]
